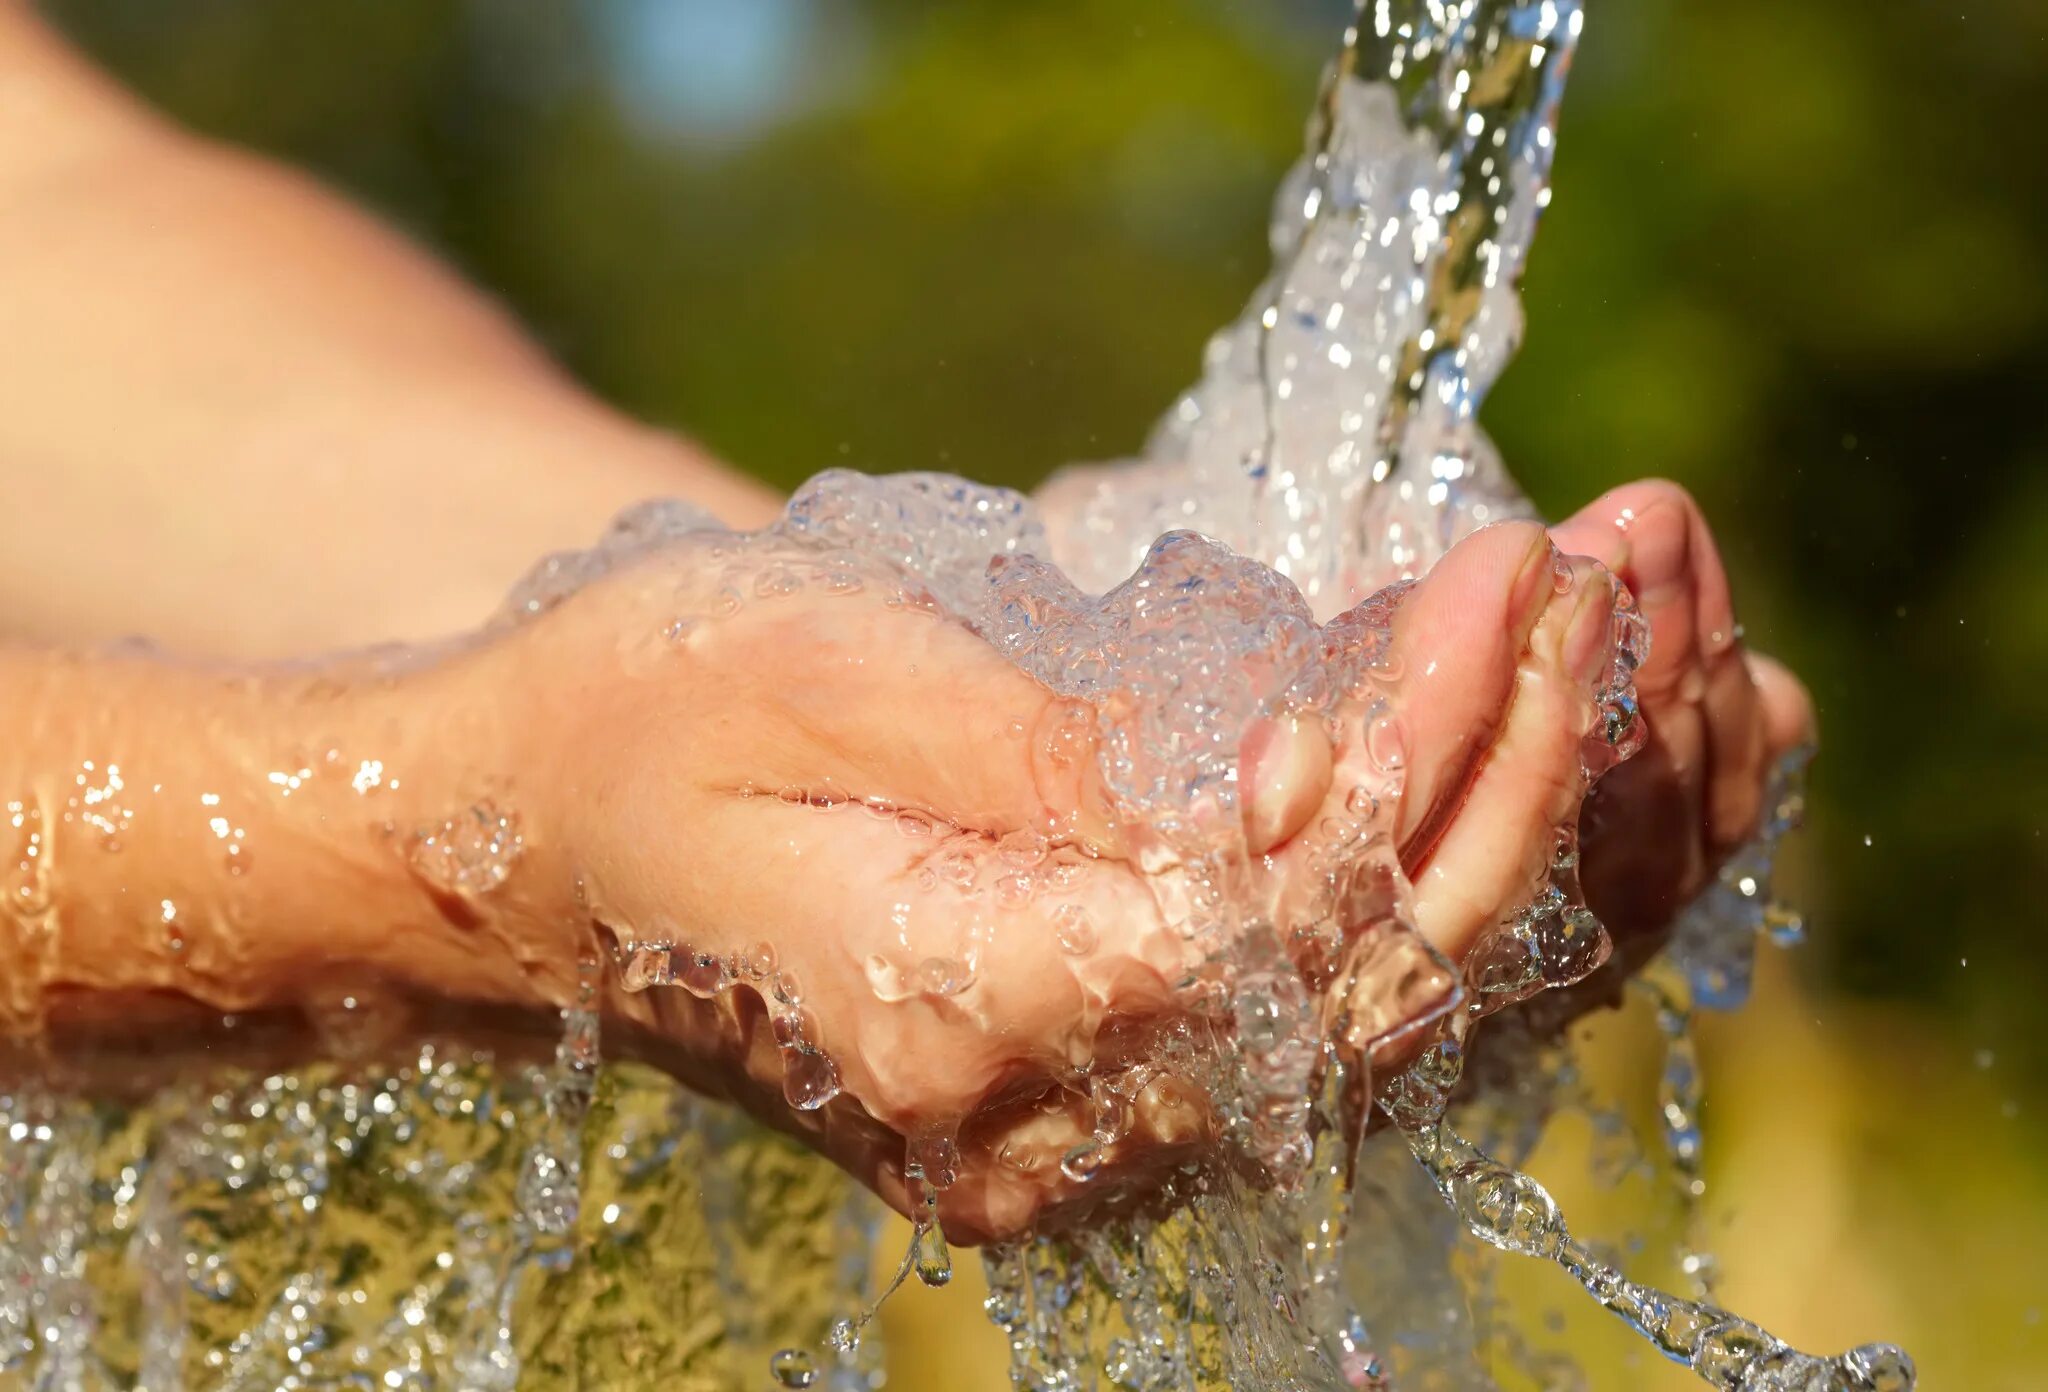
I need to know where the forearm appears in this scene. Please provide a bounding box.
[0,638,584,1073]
[0,4,779,661]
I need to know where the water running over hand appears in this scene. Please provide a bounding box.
[0,5,1917,1391]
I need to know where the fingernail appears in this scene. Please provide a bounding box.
[1512,530,1562,629]
[1627,496,1690,608]
[1243,714,1334,855]
[1564,570,1618,686]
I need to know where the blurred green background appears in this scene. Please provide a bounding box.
[37,0,2047,1385]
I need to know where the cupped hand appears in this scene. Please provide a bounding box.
[501,517,1635,1243]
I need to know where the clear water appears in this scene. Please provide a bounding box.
[0,3,1919,1390]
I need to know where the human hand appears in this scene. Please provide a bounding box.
[503,514,1635,1243]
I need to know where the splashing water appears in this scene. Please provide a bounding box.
[0,1055,883,1391]
[0,3,1917,1391]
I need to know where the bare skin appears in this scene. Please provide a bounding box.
[0,0,779,657]
[0,6,1812,1242]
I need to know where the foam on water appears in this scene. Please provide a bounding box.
[0,3,1919,1390]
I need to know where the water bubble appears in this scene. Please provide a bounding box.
[752,566,801,599]
[1053,904,1097,955]
[935,850,977,888]
[677,949,726,997]
[406,801,523,899]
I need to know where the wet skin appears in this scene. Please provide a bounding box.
[515,496,1810,1242]
[0,498,1808,1246]
[0,6,1812,1246]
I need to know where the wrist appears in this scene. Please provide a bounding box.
[334,636,591,1020]
[0,637,586,1062]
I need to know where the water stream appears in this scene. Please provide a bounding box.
[1,3,1920,1390]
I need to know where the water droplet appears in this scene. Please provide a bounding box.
[1060,1141,1104,1182]
[912,1221,952,1287]
[618,941,674,991]
[677,949,726,997]
[782,1049,840,1111]
[753,566,801,599]
[772,1009,816,1049]
[769,1348,816,1388]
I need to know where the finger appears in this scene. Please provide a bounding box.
[1555,480,1766,856]
[1242,711,1334,855]
[1748,650,1817,758]
[1264,522,1561,1045]
[1335,519,1560,865]
[1408,556,1619,961]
